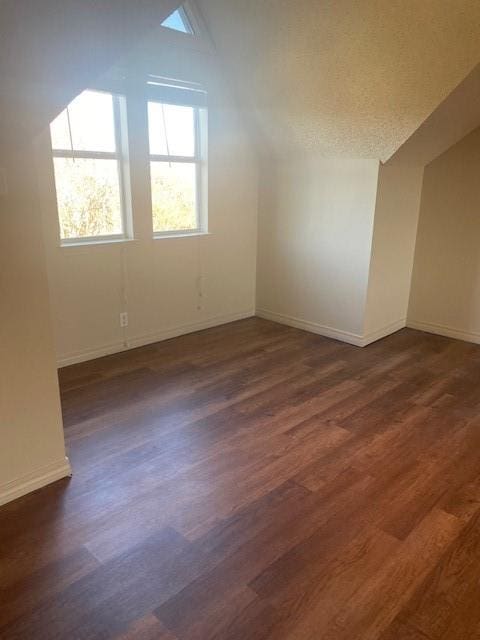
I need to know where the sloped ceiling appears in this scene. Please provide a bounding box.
[0,0,180,145]
[197,0,480,161]
[391,62,480,167]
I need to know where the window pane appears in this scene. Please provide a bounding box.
[53,157,123,239]
[148,103,195,157]
[161,7,193,34]
[50,90,116,152]
[151,162,197,233]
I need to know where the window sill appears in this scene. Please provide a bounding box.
[59,238,138,248]
[153,231,211,240]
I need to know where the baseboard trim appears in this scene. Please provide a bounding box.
[57,310,255,367]
[256,309,406,347]
[256,308,365,346]
[58,341,126,367]
[407,319,480,345]
[0,457,72,507]
[362,318,407,346]
[57,309,412,366]
[126,310,255,350]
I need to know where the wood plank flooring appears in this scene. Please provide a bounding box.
[2,317,480,639]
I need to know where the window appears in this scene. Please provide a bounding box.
[50,90,131,244]
[49,81,206,244]
[147,90,207,236]
[161,6,193,34]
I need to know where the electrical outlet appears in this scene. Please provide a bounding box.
[120,312,128,328]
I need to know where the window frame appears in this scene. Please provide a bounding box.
[50,89,132,246]
[147,98,207,239]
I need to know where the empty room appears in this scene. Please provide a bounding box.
[3,1,480,638]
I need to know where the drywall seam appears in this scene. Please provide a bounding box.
[407,320,480,345]
[58,309,255,367]
[0,457,72,507]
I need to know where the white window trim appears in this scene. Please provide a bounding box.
[148,97,208,239]
[51,90,132,247]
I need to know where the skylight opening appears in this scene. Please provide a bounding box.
[161,6,194,34]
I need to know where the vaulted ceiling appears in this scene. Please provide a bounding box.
[197,0,480,161]
[0,0,180,146]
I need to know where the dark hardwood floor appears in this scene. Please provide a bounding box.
[2,317,480,639]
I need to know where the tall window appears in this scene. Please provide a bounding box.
[147,93,207,237]
[50,90,130,244]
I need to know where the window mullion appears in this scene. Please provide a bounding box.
[194,107,201,230]
[149,154,198,163]
[52,150,119,161]
[112,94,129,238]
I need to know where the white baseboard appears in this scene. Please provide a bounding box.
[256,308,365,346]
[58,341,126,367]
[256,308,406,347]
[0,457,72,507]
[407,319,480,345]
[125,310,255,350]
[362,318,407,346]
[57,310,255,367]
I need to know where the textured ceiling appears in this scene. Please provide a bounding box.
[196,0,480,160]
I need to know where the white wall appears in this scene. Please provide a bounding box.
[0,0,181,507]
[408,126,480,343]
[364,159,424,340]
[256,156,379,344]
[37,34,258,366]
[0,141,70,506]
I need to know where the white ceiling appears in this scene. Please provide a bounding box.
[197,0,480,161]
